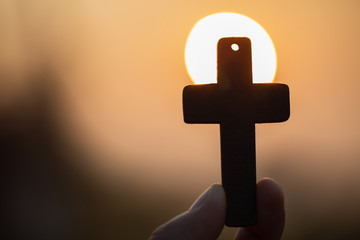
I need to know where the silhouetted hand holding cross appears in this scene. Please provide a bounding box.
[182,37,290,226]
[150,179,285,240]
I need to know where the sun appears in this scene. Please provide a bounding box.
[185,13,277,84]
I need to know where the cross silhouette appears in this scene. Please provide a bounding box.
[183,37,290,227]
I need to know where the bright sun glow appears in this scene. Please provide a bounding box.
[185,13,277,84]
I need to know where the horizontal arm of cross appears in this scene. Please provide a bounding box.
[183,83,290,124]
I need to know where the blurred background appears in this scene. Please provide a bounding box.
[1,0,360,239]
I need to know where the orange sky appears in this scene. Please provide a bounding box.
[1,0,360,238]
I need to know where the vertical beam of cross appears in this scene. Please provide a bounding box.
[183,37,290,227]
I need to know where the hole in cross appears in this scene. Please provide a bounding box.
[231,43,239,51]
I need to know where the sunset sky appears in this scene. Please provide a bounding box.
[1,0,360,239]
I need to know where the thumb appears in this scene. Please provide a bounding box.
[149,184,226,240]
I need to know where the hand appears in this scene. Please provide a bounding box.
[149,178,285,240]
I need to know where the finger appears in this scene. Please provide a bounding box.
[234,178,285,240]
[149,184,226,240]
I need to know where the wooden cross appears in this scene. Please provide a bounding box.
[183,37,290,227]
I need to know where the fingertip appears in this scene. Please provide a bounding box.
[208,183,227,211]
[189,184,226,238]
[257,178,285,227]
[257,178,284,210]
[189,183,225,212]
[150,184,226,240]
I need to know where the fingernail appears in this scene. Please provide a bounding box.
[190,186,212,211]
[209,184,225,205]
[190,184,224,211]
